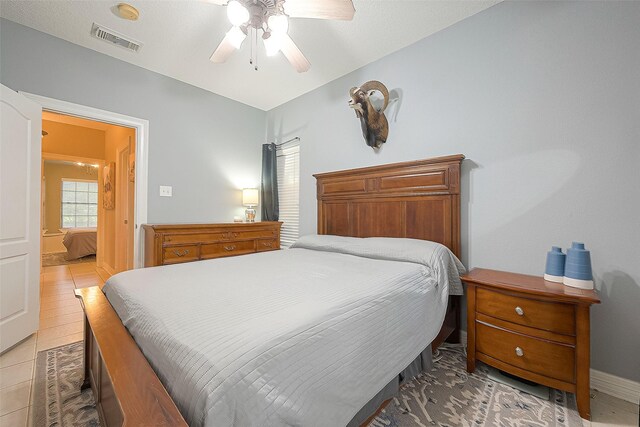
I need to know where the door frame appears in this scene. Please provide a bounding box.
[22,92,149,269]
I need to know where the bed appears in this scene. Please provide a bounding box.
[63,227,97,260]
[75,154,465,426]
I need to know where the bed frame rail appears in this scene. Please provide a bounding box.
[75,287,187,427]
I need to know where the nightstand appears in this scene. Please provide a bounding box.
[462,268,600,420]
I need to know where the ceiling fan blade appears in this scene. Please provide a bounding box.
[284,0,355,20]
[210,32,236,63]
[280,34,311,73]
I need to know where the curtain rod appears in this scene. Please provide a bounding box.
[270,136,300,147]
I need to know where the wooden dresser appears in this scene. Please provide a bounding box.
[143,222,281,267]
[463,268,600,420]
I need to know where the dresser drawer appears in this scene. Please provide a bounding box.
[227,229,278,241]
[201,240,255,259]
[163,245,199,264]
[476,322,575,383]
[476,288,575,335]
[163,232,226,245]
[256,239,278,252]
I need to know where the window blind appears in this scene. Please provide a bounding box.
[276,141,300,248]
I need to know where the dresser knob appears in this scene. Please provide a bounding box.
[515,306,524,316]
[173,249,189,257]
[224,245,236,251]
[515,347,524,357]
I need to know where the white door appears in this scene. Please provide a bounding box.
[0,85,42,352]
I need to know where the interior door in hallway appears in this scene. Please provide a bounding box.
[0,84,42,352]
[115,141,134,272]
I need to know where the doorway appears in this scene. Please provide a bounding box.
[22,91,149,269]
[40,112,136,275]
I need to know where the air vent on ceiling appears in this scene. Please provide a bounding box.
[91,23,142,52]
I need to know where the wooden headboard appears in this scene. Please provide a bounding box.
[314,154,464,258]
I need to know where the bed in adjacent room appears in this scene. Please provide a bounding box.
[75,154,465,427]
[62,227,97,260]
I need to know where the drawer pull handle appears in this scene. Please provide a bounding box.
[262,241,273,247]
[224,245,236,251]
[515,347,524,357]
[173,249,189,257]
[515,306,524,316]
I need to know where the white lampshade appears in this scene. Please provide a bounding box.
[268,14,288,34]
[227,0,249,26]
[263,33,282,56]
[242,188,259,206]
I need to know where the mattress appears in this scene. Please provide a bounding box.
[62,228,97,260]
[102,235,465,426]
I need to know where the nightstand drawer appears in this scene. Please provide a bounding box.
[476,322,575,383]
[163,245,199,264]
[201,240,255,258]
[476,288,575,335]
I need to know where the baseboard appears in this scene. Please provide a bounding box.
[458,330,638,404]
[102,263,116,276]
[591,369,640,404]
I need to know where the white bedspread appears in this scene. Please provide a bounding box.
[103,237,465,427]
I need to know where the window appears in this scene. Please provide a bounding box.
[61,179,98,228]
[276,141,300,248]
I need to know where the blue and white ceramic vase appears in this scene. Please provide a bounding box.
[563,242,594,290]
[544,246,566,283]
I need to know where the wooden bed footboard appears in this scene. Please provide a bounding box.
[75,287,187,427]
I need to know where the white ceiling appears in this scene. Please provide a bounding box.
[0,0,500,110]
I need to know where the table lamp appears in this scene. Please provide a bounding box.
[242,188,259,222]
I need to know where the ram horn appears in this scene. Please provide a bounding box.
[349,86,361,117]
[359,80,389,112]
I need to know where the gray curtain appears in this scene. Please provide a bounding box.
[260,143,279,221]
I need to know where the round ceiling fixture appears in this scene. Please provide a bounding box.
[116,3,139,21]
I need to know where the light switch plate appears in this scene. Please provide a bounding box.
[159,185,172,197]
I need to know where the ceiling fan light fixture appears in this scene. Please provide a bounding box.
[227,0,249,26]
[263,33,282,56]
[227,26,246,49]
[268,14,289,34]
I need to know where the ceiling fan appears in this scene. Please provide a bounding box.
[208,0,355,72]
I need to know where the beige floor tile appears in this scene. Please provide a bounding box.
[39,304,83,320]
[36,322,83,343]
[0,335,36,369]
[41,274,73,283]
[0,361,33,389]
[0,380,31,416]
[39,312,83,330]
[36,332,83,352]
[40,293,77,305]
[40,283,76,292]
[0,406,28,427]
[39,298,81,312]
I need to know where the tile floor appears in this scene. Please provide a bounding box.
[0,262,109,427]
[1,262,638,426]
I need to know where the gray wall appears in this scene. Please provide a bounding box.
[266,1,640,381]
[1,18,266,223]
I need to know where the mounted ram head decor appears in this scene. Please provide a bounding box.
[348,80,390,149]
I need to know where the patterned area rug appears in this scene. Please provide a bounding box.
[42,252,96,267]
[33,342,99,427]
[32,343,582,427]
[371,347,583,426]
